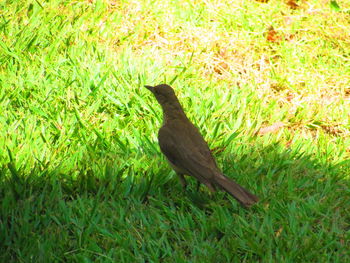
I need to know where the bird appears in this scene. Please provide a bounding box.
[145,84,258,208]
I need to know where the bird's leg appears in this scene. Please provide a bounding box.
[177,174,187,189]
[196,180,201,191]
[205,182,216,193]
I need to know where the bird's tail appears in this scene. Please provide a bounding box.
[214,173,258,208]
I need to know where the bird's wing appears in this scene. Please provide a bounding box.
[158,122,218,183]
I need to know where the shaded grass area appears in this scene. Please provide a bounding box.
[1,0,350,261]
[1,143,349,262]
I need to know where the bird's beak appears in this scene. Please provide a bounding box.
[144,85,154,92]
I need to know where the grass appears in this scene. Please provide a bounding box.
[1,0,350,261]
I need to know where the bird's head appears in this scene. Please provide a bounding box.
[144,84,177,104]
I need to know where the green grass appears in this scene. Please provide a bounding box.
[1,0,350,262]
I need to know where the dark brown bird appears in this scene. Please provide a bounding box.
[145,84,258,207]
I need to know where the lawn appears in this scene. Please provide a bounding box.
[1,0,350,262]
